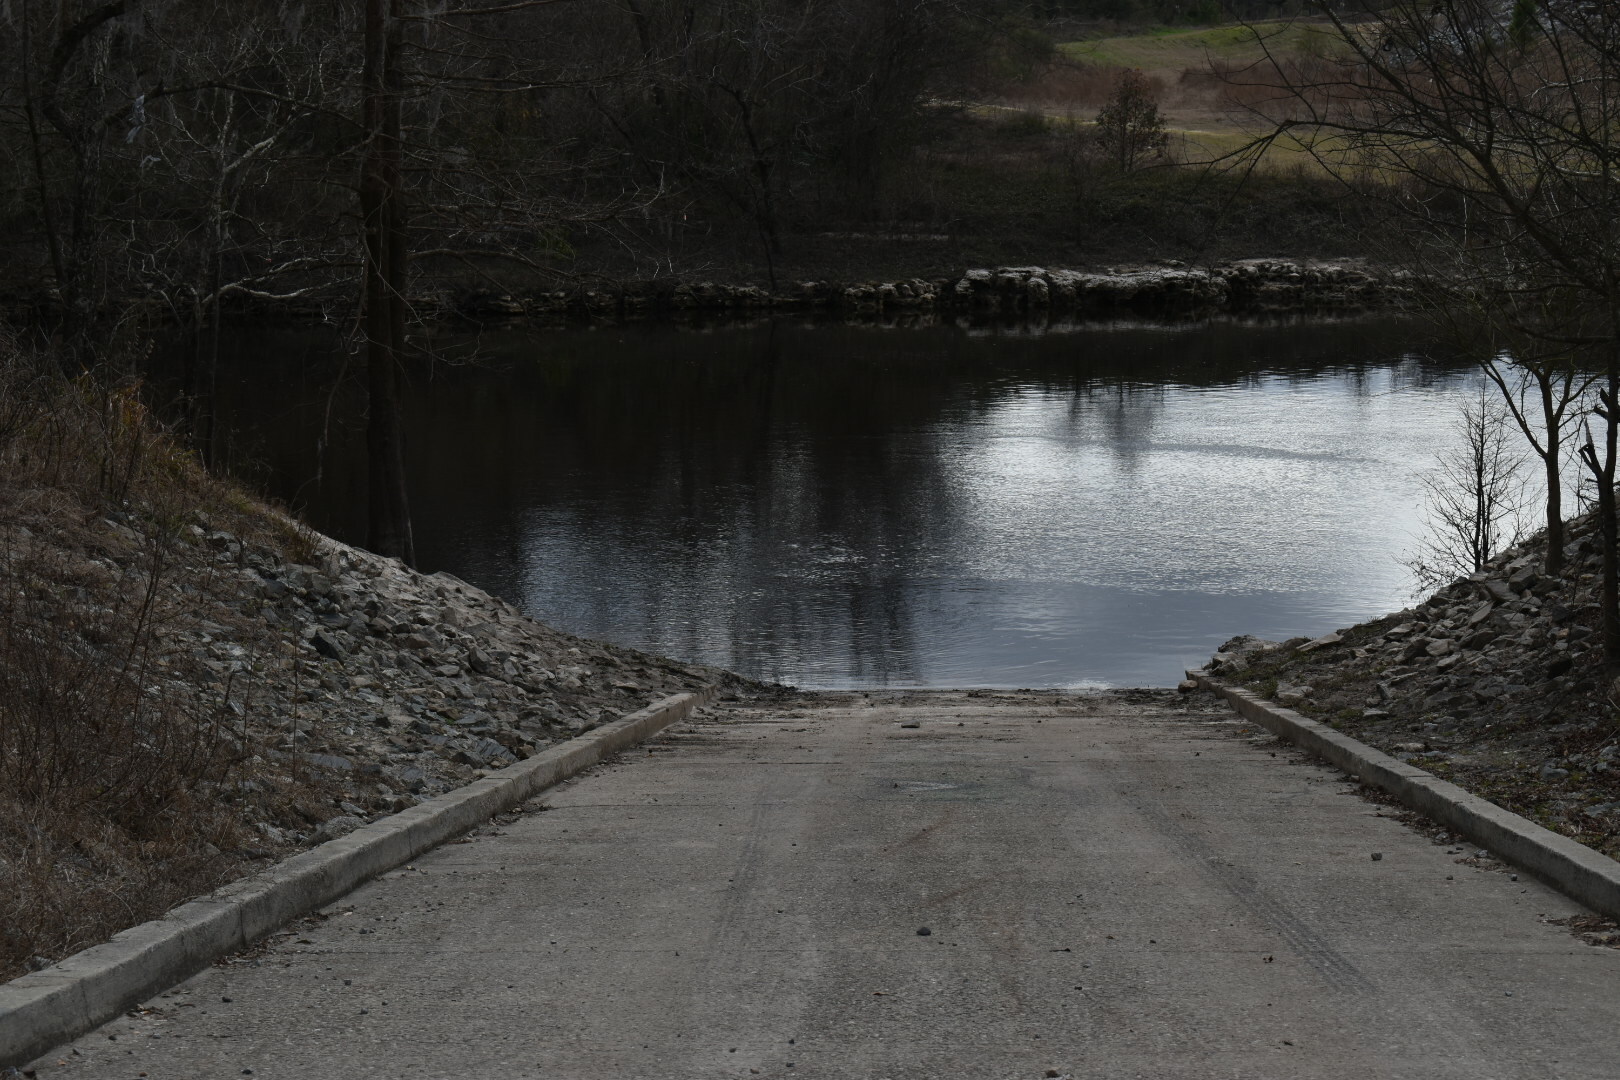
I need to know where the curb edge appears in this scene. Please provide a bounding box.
[0,687,719,1068]
[1189,670,1620,920]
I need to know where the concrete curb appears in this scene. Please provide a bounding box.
[0,687,718,1068]
[1190,670,1620,921]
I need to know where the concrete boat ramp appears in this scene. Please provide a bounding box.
[24,690,1620,1079]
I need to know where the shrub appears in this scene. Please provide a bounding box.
[1095,68,1169,172]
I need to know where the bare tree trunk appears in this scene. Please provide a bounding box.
[198,177,225,467]
[32,0,130,370]
[20,0,67,305]
[624,0,667,110]
[1582,350,1620,669]
[1602,361,1620,669]
[1537,373,1564,575]
[716,84,780,290]
[205,247,222,466]
[362,0,415,566]
[1480,357,1583,578]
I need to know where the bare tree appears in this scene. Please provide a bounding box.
[1232,0,1620,665]
[2,3,356,370]
[360,0,414,565]
[0,0,1022,569]
[1419,295,1597,577]
[10,0,147,366]
[563,0,1012,269]
[1475,332,1595,578]
[1407,389,1527,592]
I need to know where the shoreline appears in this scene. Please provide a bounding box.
[2,258,1411,328]
[451,258,1408,322]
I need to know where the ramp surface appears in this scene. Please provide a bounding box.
[31,690,1620,1079]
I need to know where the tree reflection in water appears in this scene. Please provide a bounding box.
[184,314,1476,687]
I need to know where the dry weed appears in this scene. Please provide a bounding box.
[0,333,322,980]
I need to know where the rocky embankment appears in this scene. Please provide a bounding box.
[3,469,754,979]
[182,526,740,850]
[455,259,1403,321]
[1196,515,1620,864]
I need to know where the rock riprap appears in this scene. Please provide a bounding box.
[455,259,1402,321]
[1197,516,1620,859]
[180,523,731,850]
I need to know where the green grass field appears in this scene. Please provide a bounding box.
[1039,19,1377,179]
[1059,19,1347,73]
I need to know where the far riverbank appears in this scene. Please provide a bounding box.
[2,258,1408,329]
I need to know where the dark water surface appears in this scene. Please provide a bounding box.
[204,315,1475,688]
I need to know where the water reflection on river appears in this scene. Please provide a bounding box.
[207,315,1475,687]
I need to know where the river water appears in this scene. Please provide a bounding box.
[206,314,1478,688]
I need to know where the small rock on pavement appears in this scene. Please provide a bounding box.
[916,927,932,936]
[1370,852,1383,861]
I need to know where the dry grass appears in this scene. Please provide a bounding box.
[0,334,326,981]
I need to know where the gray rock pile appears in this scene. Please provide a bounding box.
[1197,517,1620,857]
[0,480,750,979]
[178,522,729,850]
[947,260,1393,313]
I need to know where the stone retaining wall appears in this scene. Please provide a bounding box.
[0,260,1409,325]
[455,259,1409,321]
